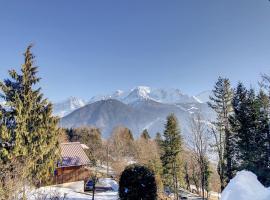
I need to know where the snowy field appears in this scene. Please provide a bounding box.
[29,187,118,200]
[221,170,270,200]
[27,171,270,200]
[28,178,118,200]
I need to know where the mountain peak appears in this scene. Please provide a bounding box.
[53,97,86,117]
[123,86,152,103]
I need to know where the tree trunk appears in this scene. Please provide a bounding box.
[200,159,205,200]
[175,171,179,200]
[173,161,179,200]
[225,124,233,183]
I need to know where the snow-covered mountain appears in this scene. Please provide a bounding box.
[53,97,86,117]
[60,97,215,138]
[53,86,212,119]
[87,86,200,105]
[58,86,216,137]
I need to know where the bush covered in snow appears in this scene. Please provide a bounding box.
[221,170,270,200]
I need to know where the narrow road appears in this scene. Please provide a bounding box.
[179,188,204,200]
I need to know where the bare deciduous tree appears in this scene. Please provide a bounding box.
[189,112,211,200]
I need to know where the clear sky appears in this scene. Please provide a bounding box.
[0,0,270,102]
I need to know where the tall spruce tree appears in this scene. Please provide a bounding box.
[0,45,60,185]
[208,77,233,190]
[255,90,270,186]
[161,114,182,200]
[230,84,254,171]
[260,74,270,186]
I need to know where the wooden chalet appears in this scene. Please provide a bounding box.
[54,142,91,184]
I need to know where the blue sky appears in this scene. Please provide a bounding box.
[0,0,270,102]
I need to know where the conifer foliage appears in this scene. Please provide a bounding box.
[229,83,270,186]
[140,129,151,140]
[161,114,182,200]
[0,45,60,185]
[208,77,233,190]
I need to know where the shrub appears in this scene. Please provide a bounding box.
[119,164,157,200]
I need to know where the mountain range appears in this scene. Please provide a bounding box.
[56,87,214,138]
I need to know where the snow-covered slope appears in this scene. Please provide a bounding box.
[221,170,270,200]
[195,90,211,103]
[53,97,86,117]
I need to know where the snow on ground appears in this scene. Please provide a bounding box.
[28,178,118,200]
[99,178,119,191]
[29,186,118,200]
[221,170,270,200]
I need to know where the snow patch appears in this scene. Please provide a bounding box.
[221,170,270,200]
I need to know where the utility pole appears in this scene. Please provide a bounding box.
[106,144,109,177]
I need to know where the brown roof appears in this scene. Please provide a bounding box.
[58,142,90,167]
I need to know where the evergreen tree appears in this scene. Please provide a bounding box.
[230,84,254,171]
[208,77,233,190]
[155,132,163,155]
[0,45,60,185]
[155,132,162,148]
[141,129,151,140]
[161,114,182,200]
[256,90,270,186]
[230,84,270,186]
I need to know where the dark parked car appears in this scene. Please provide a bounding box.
[84,179,113,192]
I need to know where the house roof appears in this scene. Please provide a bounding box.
[58,142,90,168]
